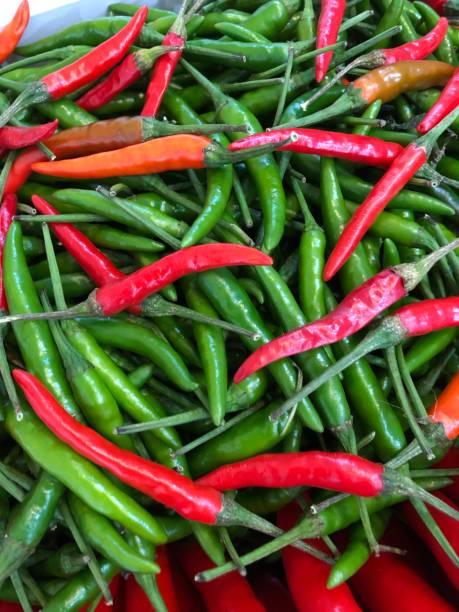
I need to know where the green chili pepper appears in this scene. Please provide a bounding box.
[41,559,118,612]
[30,252,82,280]
[198,268,323,432]
[68,495,162,572]
[189,400,290,476]
[124,533,167,610]
[327,510,391,588]
[298,221,327,321]
[184,279,227,427]
[78,318,197,392]
[162,90,233,247]
[93,91,145,117]
[183,60,287,252]
[382,238,401,267]
[215,22,270,43]
[2,47,92,81]
[79,224,164,253]
[154,316,201,368]
[374,0,404,48]
[37,99,97,129]
[36,273,95,301]
[31,544,87,579]
[22,236,45,258]
[226,371,268,412]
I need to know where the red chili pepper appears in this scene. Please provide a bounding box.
[141,1,188,117]
[13,368,280,535]
[249,571,296,612]
[233,243,458,383]
[31,134,282,179]
[266,298,459,425]
[402,493,459,591]
[0,120,57,150]
[0,195,16,312]
[170,559,205,612]
[428,371,459,441]
[88,243,272,316]
[77,46,177,112]
[350,546,455,612]
[198,451,385,497]
[418,67,459,134]
[316,0,347,82]
[5,148,47,194]
[124,547,180,612]
[436,448,459,505]
[32,195,124,287]
[278,501,361,612]
[228,128,403,166]
[384,18,449,63]
[0,0,30,65]
[174,540,266,612]
[423,0,448,14]
[0,7,147,127]
[324,97,459,281]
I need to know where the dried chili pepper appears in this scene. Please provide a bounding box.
[0,120,57,150]
[234,241,459,383]
[271,297,459,422]
[0,0,30,65]
[279,61,454,130]
[229,128,404,166]
[324,99,459,280]
[12,367,305,538]
[77,45,179,111]
[31,134,284,178]
[0,7,148,127]
[315,0,346,82]
[141,0,189,117]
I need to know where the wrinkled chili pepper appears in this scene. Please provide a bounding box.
[13,367,291,535]
[324,99,459,280]
[279,61,454,130]
[141,0,188,117]
[229,128,404,166]
[0,120,57,150]
[77,45,178,111]
[234,241,459,383]
[271,297,459,421]
[315,0,346,82]
[0,0,30,65]
[0,7,148,128]
[30,134,284,178]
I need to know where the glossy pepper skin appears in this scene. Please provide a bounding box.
[0,120,57,150]
[315,0,346,82]
[418,67,459,134]
[0,0,30,65]
[229,128,404,166]
[428,371,459,440]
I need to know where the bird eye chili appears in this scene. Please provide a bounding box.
[234,240,459,383]
[0,7,148,128]
[315,0,346,82]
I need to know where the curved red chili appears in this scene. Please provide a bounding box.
[0,120,57,149]
[228,129,403,166]
[278,501,361,612]
[396,297,459,336]
[198,451,385,497]
[0,195,16,311]
[417,67,459,134]
[0,0,30,65]
[175,540,266,612]
[89,244,273,316]
[233,242,459,383]
[0,7,147,127]
[76,46,176,112]
[316,0,346,82]
[402,493,459,591]
[383,17,449,64]
[31,195,123,287]
[13,368,224,524]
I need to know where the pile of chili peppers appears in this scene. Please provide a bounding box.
[0,0,458,610]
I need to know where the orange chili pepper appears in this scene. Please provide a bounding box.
[0,1,30,65]
[428,372,459,440]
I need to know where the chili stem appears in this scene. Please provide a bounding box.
[256,42,345,79]
[411,469,459,478]
[418,347,455,397]
[116,408,208,434]
[410,496,459,564]
[385,346,434,459]
[233,172,253,228]
[0,332,22,420]
[187,168,205,202]
[172,403,262,457]
[222,78,284,93]
[395,345,428,419]
[42,223,68,311]
[0,151,15,203]
[10,571,32,612]
[60,500,112,605]
[19,569,47,608]
[273,47,294,127]
[219,527,246,575]
[16,214,106,223]
[0,461,33,490]
[0,468,25,501]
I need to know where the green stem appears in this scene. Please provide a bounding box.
[116,408,208,434]
[273,47,294,126]
[395,345,427,418]
[16,214,106,223]
[41,223,67,311]
[10,571,32,612]
[19,569,47,608]
[0,468,26,501]
[0,151,15,203]
[233,172,253,228]
[219,527,246,575]
[386,346,433,459]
